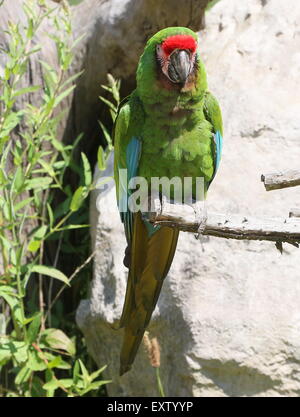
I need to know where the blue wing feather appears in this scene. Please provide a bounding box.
[118,136,159,239]
[208,130,222,187]
[118,137,141,243]
[203,91,223,188]
[214,130,222,173]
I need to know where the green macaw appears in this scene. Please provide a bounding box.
[113,27,223,375]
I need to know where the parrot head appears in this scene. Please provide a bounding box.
[156,33,197,84]
[136,27,207,101]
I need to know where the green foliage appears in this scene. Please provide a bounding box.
[0,0,110,397]
[68,0,84,6]
[206,0,222,11]
[98,74,120,170]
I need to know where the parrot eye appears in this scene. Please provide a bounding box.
[156,44,165,58]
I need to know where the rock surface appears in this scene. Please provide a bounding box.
[76,0,300,396]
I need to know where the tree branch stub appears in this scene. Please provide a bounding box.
[261,170,300,191]
[148,197,300,248]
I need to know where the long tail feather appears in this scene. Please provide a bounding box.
[119,212,179,375]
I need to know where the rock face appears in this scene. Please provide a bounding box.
[76,0,300,397]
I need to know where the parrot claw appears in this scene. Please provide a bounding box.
[196,216,207,237]
[191,201,207,240]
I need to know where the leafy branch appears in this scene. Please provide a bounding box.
[0,0,108,397]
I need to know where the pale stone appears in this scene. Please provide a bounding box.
[77,0,300,397]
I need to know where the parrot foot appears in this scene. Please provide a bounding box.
[191,200,207,240]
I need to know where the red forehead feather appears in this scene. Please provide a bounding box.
[162,35,197,55]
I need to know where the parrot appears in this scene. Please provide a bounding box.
[113,27,223,376]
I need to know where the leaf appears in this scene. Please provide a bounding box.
[0,292,24,325]
[15,197,34,212]
[69,0,85,5]
[55,224,89,231]
[97,146,105,171]
[0,111,23,138]
[28,225,48,252]
[109,108,116,121]
[85,380,111,392]
[100,84,112,93]
[52,160,65,170]
[43,378,59,391]
[0,235,12,252]
[51,137,64,152]
[39,158,56,178]
[47,356,61,369]
[25,176,53,190]
[107,73,120,103]
[98,120,112,148]
[31,265,70,286]
[15,365,31,385]
[78,359,89,388]
[39,60,58,93]
[0,342,12,363]
[73,360,80,384]
[13,165,24,191]
[54,85,75,107]
[32,225,48,240]
[12,85,40,98]
[0,313,6,335]
[81,152,92,186]
[70,186,86,212]
[60,70,84,90]
[1,341,29,364]
[22,314,40,326]
[99,95,117,112]
[44,377,73,393]
[41,329,75,356]
[0,285,18,297]
[26,18,33,39]
[25,45,42,57]
[47,203,54,229]
[89,364,107,382]
[27,349,47,371]
[27,313,42,343]
[28,240,41,252]
[46,355,71,370]
[44,369,56,397]
[57,378,73,388]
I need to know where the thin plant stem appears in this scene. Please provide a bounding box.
[156,367,165,397]
[44,249,96,323]
[47,231,64,327]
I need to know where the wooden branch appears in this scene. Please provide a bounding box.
[148,199,300,247]
[261,169,300,191]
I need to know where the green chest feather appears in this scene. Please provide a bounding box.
[138,109,214,184]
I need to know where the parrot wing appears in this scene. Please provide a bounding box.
[113,94,179,375]
[114,95,142,243]
[203,91,223,184]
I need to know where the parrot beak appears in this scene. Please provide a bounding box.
[168,49,192,84]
